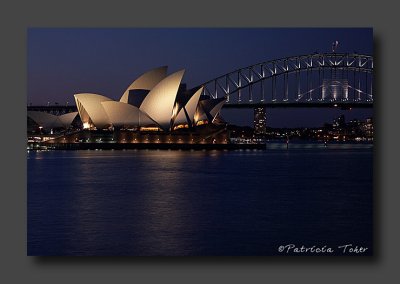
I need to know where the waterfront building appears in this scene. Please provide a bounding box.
[74,67,226,132]
[27,66,230,147]
[28,66,227,133]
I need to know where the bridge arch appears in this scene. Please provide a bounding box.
[199,53,373,106]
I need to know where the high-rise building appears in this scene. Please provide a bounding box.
[254,106,267,135]
[364,117,373,139]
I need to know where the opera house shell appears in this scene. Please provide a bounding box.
[28,111,78,130]
[73,66,227,132]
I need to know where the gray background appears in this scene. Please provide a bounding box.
[1,0,398,283]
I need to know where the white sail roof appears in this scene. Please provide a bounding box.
[173,108,188,126]
[101,101,156,128]
[194,96,226,124]
[101,101,140,128]
[185,87,203,124]
[120,66,168,104]
[140,70,185,131]
[209,98,227,122]
[74,93,112,129]
[27,111,61,129]
[28,111,78,130]
[173,86,203,126]
[58,112,78,128]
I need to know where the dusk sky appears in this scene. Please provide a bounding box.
[27,28,373,127]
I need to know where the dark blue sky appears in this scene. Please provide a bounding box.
[27,28,373,127]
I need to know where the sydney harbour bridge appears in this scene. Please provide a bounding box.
[199,52,373,109]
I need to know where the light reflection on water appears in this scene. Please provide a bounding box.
[27,145,373,255]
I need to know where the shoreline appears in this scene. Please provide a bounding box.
[27,142,267,151]
[27,141,373,151]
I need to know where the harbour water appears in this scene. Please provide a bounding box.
[27,143,373,256]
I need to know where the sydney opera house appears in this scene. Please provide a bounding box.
[28,66,231,148]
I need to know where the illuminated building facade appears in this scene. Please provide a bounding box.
[253,106,267,135]
[364,117,373,139]
[74,67,226,132]
[28,66,227,138]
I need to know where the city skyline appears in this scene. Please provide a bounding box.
[28,28,373,127]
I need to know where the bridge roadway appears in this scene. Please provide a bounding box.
[28,101,372,114]
[222,102,373,109]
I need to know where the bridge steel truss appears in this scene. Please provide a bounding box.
[199,53,373,108]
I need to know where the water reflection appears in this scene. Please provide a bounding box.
[46,151,210,255]
[28,148,373,255]
[132,151,196,255]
